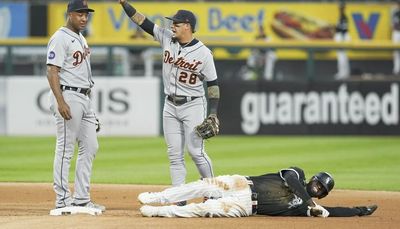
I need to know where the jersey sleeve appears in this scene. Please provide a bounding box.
[153,24,173,47]
[201,49,218,82]
[46,34,65,68]
[323,206,360,217]
[279,167,306,185]
[280,167,313,206]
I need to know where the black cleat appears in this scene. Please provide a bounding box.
[356,204,378,216]
[175,201,187,206]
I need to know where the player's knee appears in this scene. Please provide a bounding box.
[169,157,184,166]
[84,140,98,156]
[90,141,99,154]
[189,154,208,165]
[168,151,184,162]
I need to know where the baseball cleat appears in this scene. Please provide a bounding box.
[364,205,378,216]
[72,201,106,212]
[175,201,187,206]
[355,204,378,216]
[140,205,159,217]
[138,192,161,204]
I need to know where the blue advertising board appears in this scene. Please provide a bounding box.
[0,3,28,38]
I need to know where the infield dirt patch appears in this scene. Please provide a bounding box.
[0,183,398,229]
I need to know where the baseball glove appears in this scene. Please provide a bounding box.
[95,118,101,133]
[195,114,220,139]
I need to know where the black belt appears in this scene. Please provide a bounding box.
[246,177,258,215]
[167,95,199,106]
[61,85,91,96]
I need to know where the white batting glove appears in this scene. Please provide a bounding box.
[307,204,330,218]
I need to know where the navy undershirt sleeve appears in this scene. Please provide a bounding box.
[140,18,155,36]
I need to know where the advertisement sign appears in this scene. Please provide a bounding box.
[219,81,400,135]
[0,3,28,38]
[45,2,394,60]
[47,2,392,42]
[6,77,160,136]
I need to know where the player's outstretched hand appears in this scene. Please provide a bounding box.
[307,204,330,218]
[119,0,126,4]
[355,205,378,216]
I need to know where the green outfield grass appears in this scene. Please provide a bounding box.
[0,136,399,191]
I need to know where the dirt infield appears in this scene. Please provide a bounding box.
[0,183,398,229]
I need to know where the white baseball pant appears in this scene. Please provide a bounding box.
[141,175,253,217]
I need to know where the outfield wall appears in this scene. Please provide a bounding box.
[219,81,400,135]
[0,77,160,136]
[0,77,399,136]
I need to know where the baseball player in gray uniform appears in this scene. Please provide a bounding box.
[118,0,220,197]
[46,0,105,213]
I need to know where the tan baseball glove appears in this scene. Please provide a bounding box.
[195,114,220,139]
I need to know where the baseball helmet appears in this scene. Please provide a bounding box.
[312,172,335,198]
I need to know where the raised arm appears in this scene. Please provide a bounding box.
[119,0,155,36]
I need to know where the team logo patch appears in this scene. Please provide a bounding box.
[288,194,303,209]
[48,51,56,60]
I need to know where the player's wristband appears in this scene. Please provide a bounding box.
[208,98,219,115]
[122,1,136,17]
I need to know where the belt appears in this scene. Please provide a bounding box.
[167,95,199,106]
[246,177,258,215]
[61,85,91,96]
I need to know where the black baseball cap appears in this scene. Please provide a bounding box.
[67,0,94,13]
[166,10,196,31]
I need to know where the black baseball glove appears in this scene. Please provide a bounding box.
[95,118,101,133]
[195,114,220,139]
[355,205,378,216]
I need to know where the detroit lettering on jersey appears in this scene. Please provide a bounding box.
[163,50,203,71]
[153,24,218,97]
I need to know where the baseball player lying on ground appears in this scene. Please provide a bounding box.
[137,166,377,217]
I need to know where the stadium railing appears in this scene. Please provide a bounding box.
[1,38,399,80]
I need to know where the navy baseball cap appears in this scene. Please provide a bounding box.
[166,10,196,31]
[67,0,94,13]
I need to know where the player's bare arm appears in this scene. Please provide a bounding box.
[119,0,146,25]
[207,85,220,115]
[47,65,72,120]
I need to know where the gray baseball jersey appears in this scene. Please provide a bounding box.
[47,27,94,88]
[153,24,217,97]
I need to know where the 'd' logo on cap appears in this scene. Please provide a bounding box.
[82,0,87,7]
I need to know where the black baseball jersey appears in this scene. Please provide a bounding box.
[249,167,364,217]
[336,13,348,34]
[249,167,310,216]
